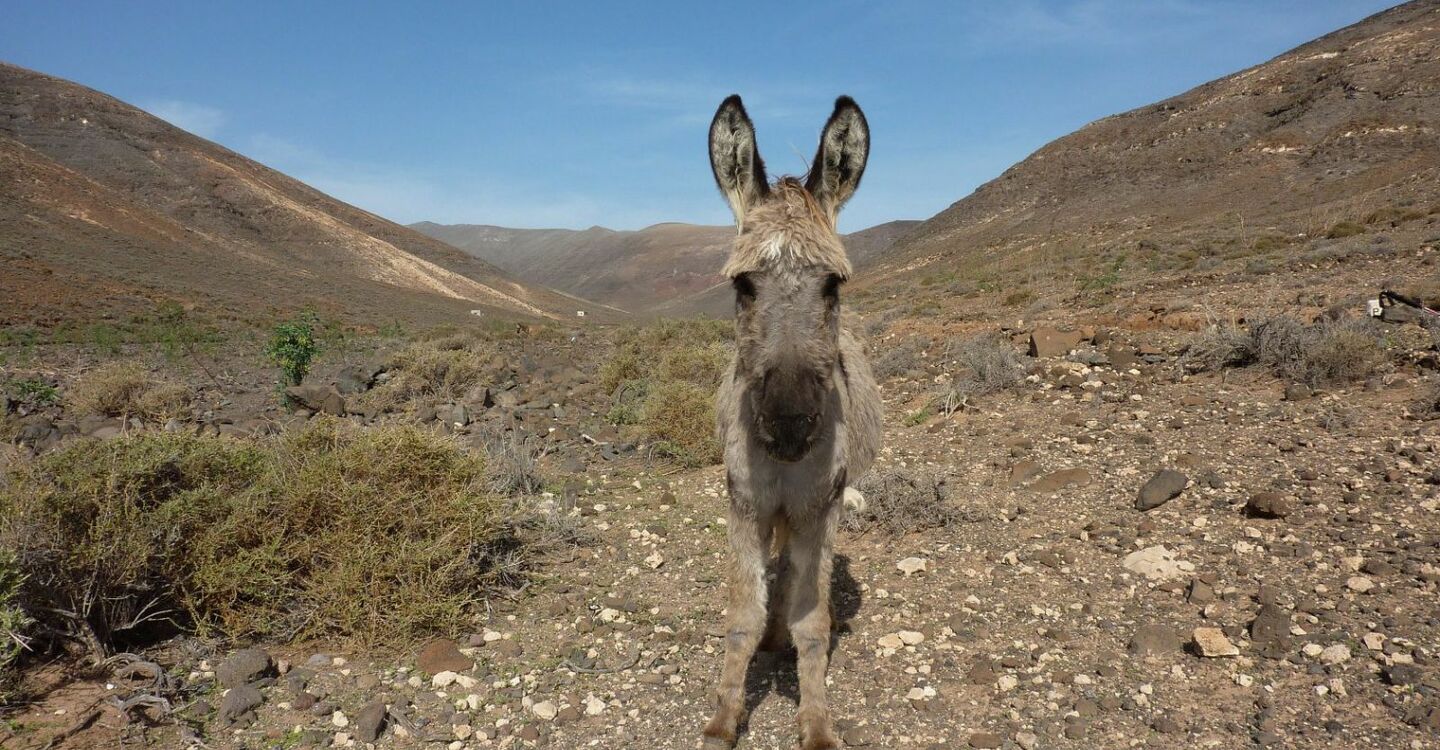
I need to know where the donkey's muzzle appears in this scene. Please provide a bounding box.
[761,413,817,462]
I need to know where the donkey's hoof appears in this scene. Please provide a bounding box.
[798,733,840,750]
[702,734,736,749]
[842,487,867,514]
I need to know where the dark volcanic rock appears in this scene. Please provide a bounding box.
[217,648,274,688]
[1136,470,1189,511]
[354,700,388,743]
[217,684,263,724]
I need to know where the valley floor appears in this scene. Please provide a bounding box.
[5,347,1440,750]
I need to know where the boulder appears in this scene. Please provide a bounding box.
[353,700,388,743]
[1029,326,1087,358]
[217,684,263,724]
[217,647,275,688]
[1136,470,1189,511]
[285,385,346,416]
[334,362,382,395]
[417,638,474,674]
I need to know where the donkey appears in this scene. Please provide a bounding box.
[702,95,883,750]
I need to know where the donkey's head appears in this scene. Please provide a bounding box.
[709,95,869,462]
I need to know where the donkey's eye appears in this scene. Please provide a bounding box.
[822,274,842,301]
[733,273,756,301]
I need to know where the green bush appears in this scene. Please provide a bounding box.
[639,381,720,467]
[265,312,322,388]
[599,320,732,466]
[0,418,523,652]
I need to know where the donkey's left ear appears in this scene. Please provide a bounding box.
[805,96,869,221]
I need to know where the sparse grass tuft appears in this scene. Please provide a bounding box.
[841,469,966,536]
[600,320,731,466]
[1324,221,1366,239]
[1179,315,1386,387]
[66,362,191,421]
[0,418,526,654]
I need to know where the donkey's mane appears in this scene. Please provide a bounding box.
[720,178,853,281]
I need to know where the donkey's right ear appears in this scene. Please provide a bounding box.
[709,95,769,229]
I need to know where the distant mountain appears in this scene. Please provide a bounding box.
[0,62,616,327]
[866,0,1440,293]
[410,219,920,315]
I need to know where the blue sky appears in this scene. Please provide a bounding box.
[2,1,1400,232]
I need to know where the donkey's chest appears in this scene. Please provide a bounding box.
[729,439,845,523]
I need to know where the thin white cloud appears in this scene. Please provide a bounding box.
[241,133,655,229]
[143,99,227,139]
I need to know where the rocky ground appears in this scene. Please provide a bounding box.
[5,249,1440,749]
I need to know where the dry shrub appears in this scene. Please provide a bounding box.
[934,332,1026,413]
[67,362,191,421]
[601,320,731,466]
[0,418,522,654]
[1,549,32,704]
[1179,315,1385,387]
[840,469,965,535]
[639,381,720,467]
[484,429,547,496]
[361,337,488,412]
[872,335,929,379]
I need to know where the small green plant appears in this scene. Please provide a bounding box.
[1078,254,1126,292]
[265,311,321,388]
[6,378,58,407]
[903,407,931,426]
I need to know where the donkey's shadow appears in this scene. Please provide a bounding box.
[736,553,864,732]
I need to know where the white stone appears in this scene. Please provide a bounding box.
[1319,644,1352,665]
[1346,576,1375,593]
[997,674,1019,692]
[877,633,904,650]
[583,695,606,716]
[1192,627,1239,657]
[1122,545,1193,580]
[532,700,558,720]
[1362,632,1386,651]
[898,630,925,646]
[432,671,460,688]
[331,711,349,728]
[897,557,928,576]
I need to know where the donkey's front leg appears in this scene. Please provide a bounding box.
[787,515,840,750]
[703,509,771,747]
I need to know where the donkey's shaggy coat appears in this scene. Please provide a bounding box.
[702,95,883,750]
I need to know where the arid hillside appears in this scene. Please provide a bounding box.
[0,63,618,327]
[864,0,1440,308]
[411,219,920,315]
